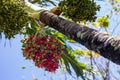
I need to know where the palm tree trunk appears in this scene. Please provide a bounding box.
[39,10,120,65]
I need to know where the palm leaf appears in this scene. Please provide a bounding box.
[61,48,88,79]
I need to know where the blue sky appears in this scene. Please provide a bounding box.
[0,34,76,80]
[0,35,34,80]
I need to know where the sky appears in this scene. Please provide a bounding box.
[0,34,69,80]
[1,1,120,80]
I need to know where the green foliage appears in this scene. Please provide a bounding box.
[108,0,118,5]
[61,48,91,79]
[0,0,29,39]
[43,26,73,44]
[97,15,110,28]
[21,18,39,36]
[33,78,38,80]
[112,5,120,15]
[22,66,26,69]
[71,49,85,56]
[59,0,100,22]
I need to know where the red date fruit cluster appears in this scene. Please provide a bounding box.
[21,35,65,72]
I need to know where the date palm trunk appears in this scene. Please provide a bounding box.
[39,10,120,65]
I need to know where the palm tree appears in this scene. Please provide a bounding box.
[1,0,120,65]
[39,10,120,65]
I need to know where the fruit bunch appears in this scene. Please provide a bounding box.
[59,0,100,22]
[0,0,29,39]
[21,35,65,72]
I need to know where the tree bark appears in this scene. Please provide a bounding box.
[39,10,120,65]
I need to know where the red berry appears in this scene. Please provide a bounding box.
[21,35,65,72]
